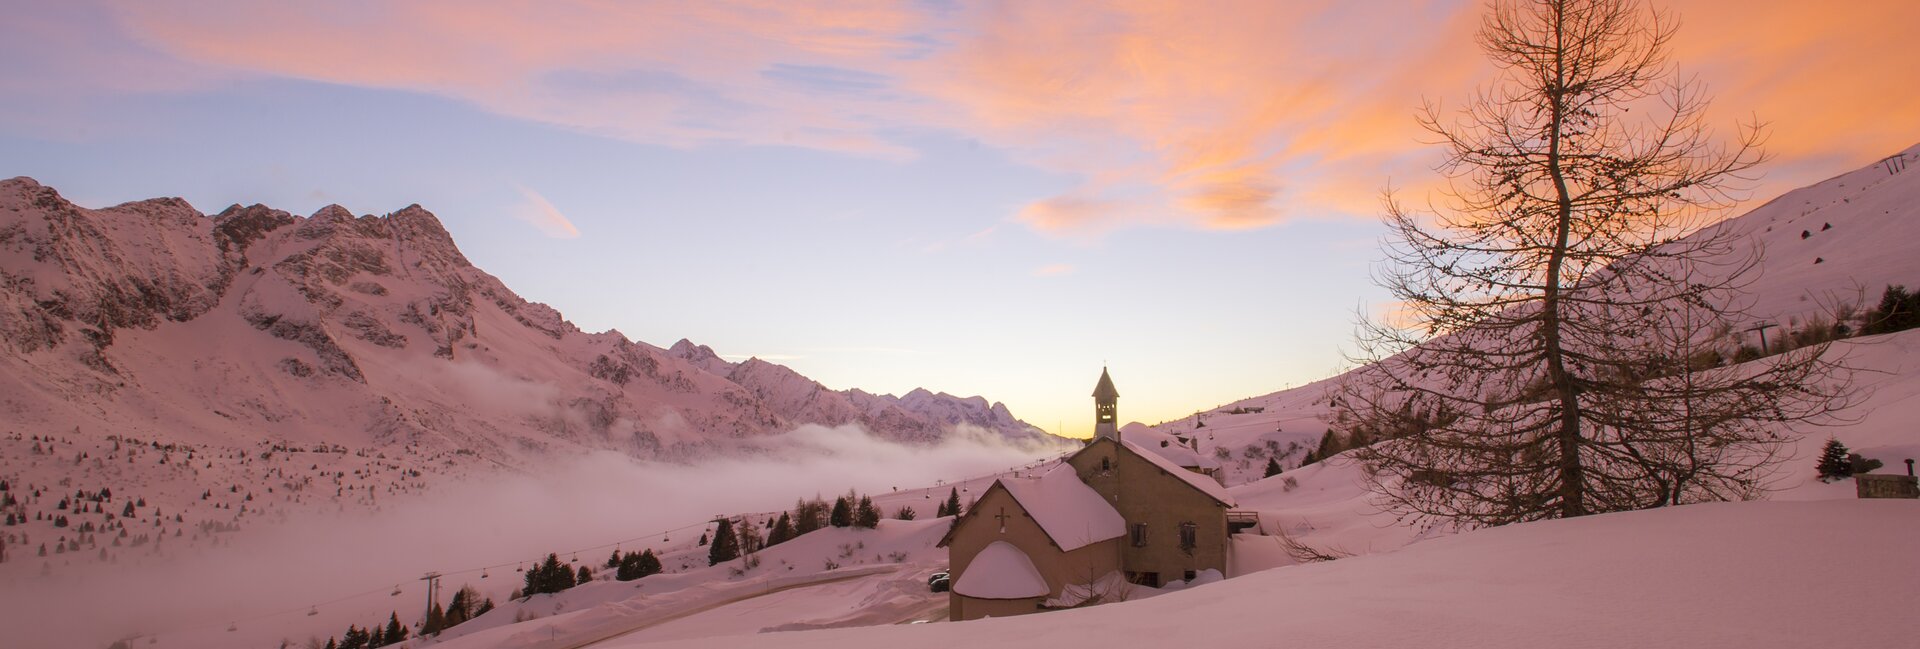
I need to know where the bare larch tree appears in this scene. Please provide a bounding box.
[1332,0,1850,529]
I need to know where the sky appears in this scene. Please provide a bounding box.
[2,0,1916,438]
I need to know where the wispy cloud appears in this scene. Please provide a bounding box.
[1033,263,1075,277]
[85,0,1920,235]
[511,183,582,239]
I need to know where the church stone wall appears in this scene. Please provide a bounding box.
[946,484,1122,621]
[1068,438,1229,586]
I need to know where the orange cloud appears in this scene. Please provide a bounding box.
[89,0,1920,235]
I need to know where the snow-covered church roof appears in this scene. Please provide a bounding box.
[954,541,1051,600]
[999,463,1127,552]
[1119,438,1236,507]
[1123,424,1223,470]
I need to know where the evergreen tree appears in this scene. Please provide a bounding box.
[944,488,962,518]
[576,565,592,584]
[794,498,828,534]
[543,553,575,592]
[1264,457,1284,478]
[829,496,852,528]
[339,625,368,649]
[707,519,739,566]
[894,506,917,521]
[424,601,444,635]
[384,612,407,643]
[1313,432,1341,462]
[606,549,621,569]
[445,586,475,628]
[1864,285,1919,335]
[368,625,386,649]
[616,551,641,581]
[637,549,662,576]
[523,553,575,597]
[522,558,543,597]
[854,496,880,529]
[1817,438,1853,481]
[475,598,496,617]
[697,532,708,546]
[767,512,795,546]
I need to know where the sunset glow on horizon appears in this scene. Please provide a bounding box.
[3,0,1916,437]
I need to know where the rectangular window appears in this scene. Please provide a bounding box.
[1178,522,1197,553]
[1130,523,1148,547]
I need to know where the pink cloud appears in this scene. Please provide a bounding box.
[511,184,582,239]
[1033,263,1076,277]
[86,0,1920,235]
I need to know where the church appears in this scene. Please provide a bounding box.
[940,368,1243,621]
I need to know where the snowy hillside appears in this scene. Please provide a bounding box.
[611,500,1920,649]
[1134,143,1920,487]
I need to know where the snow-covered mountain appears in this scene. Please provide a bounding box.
[0,177,1052,462]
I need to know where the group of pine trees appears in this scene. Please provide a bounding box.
[607,548,663,581]
[323,612,407,649]
[321,585,493,648]
[1862,284,1920,337]
[703,489,919,568]
[428,585,493,634]
[519,553,589,598]
[933,488,963,518]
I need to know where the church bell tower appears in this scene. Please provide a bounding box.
[1092,367,1119,441]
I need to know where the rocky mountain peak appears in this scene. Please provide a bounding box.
[0,179,1058,462]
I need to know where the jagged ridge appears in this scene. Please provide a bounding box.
[0,177,1055,462]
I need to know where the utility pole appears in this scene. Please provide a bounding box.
[1746,322,1778,353]
[420,571,442,634]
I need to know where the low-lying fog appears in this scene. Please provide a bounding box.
[0,424,1070,648]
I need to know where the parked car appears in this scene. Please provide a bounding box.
[928,571,950,593]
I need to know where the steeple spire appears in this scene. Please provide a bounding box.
[1092,367,1119,441]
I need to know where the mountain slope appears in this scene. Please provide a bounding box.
[1137,143,1920,486]
[0,177,1051,463]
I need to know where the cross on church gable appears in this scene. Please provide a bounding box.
[994,507,1010,533]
